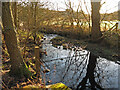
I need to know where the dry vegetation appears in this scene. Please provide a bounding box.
[1,1,120,89]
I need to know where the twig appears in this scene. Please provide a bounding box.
[2,81,9,89]
[44,53,87,62]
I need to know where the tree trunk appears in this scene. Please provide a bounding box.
[2,2,31,78]
[91,1,102,41]
[12,2,17,29]
[33,2,38,42]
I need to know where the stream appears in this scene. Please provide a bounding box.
[41,34,119,89]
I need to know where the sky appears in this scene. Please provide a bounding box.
[43,0,120,14]
[5,0,120,14]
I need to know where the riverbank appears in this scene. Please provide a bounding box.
[51,35,119,62]
[2,31,72,89]
[39,25,119,62]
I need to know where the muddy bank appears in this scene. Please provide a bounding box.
[51,36,119,62]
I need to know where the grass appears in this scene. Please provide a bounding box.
[39,25,90,39]
[40,25,119,62]
[51,34,119,61]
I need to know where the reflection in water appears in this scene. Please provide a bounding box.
[41,34,119,89]
[76,53,103,89]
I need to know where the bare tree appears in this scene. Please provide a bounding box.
[91,0,102,41]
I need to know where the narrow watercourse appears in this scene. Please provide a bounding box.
[40,34,119,89]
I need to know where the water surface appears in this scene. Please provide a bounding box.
[41,34,119,89]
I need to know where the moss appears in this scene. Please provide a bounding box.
[22,85,42,89]
[22,65,32,78]
[49,83,71,90]
[9,64,32,79]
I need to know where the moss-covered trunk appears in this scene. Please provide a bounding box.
[2,2,31,78]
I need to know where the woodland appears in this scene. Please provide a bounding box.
[1,0,120,89]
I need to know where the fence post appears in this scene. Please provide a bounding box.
[35,46,41,79]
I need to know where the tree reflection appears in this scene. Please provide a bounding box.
[76,53,103,90]
[42,35,118,89]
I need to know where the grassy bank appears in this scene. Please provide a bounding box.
[51,35,119,62]
[39,25,90,39]
[39,25,119,61]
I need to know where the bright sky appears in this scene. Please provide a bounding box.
[44,0,120,14]
[9,0,120,14]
